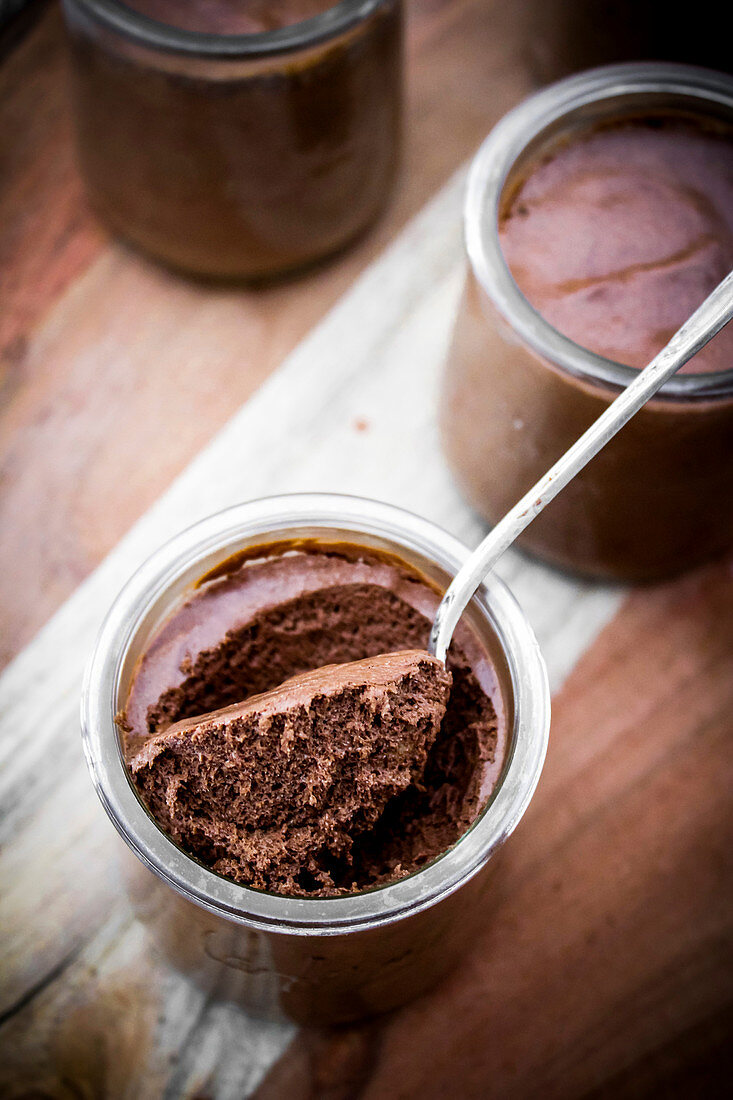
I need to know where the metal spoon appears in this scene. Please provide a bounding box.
[429,271,733,662]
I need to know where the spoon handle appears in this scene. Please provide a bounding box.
[430,270,733,662]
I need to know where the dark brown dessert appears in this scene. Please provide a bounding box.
[442,105,733,581]
[64,0,402,278]
[500,116,733,374]
[130,651,451,894]
[120,544,504,896]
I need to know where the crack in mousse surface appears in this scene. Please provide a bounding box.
[499,113,733,373]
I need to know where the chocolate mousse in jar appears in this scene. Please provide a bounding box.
[442,64,733,582]
[61,0,403,279]
[81,494,549,1024]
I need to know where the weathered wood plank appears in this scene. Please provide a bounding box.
[0,172,621,1096]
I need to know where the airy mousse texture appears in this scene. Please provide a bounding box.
[120,546,504,896]
[500,114,733,373]
[123,0,337,34]
[131,652,451,894]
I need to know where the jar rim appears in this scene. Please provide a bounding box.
[64,0,390,57]
[465,62,733,401]
[81,494,550,936]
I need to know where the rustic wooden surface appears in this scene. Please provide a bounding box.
[0,1,731,1097]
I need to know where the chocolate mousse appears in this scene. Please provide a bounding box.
[120,543,504,896]
[500,114,733,373]
[65,0,402,278]
[130,651,451,894]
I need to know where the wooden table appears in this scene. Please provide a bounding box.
[1,3,731,1097]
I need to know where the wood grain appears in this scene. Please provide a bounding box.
[0,0,536,668]
[255,559,733,1100]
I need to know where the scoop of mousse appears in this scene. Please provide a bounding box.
[130,650,451,895]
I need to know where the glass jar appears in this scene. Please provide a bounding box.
[441,64,733,582]
[62,0,403,279]
[81,494,549,1024]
